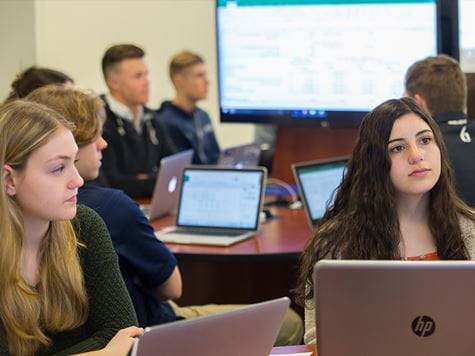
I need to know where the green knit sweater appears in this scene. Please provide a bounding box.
[0,205,138,355]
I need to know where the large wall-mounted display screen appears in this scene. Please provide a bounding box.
[216,0,439,126]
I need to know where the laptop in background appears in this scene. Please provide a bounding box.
[156,166,266,246]
[314,260,475,356]
[143,149,193,220]
[218,142,261,168]
[130,297,289,356]
[292,157,348,227]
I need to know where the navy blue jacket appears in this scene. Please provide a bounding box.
[435,112,475,208]
[157,101,220,164]
[78,184,178,327]
[101,96,176,198]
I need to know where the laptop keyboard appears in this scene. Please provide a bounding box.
[169,230,245,237]
[156,227,254,246]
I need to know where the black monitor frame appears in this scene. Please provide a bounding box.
[216,0,457,128]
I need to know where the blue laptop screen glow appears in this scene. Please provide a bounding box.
[298,162,346,222]
[177,169,263,229]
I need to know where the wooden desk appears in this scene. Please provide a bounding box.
[150,207,311,257]
[150,207,312,308]
[271,344,316,355]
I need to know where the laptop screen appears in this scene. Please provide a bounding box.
[176,167,266,230]
[293,158,348,226]
[218,143,261,168]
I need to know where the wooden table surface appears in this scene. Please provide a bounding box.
[150,206,312,258]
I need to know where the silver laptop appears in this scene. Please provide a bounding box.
[292,157,348,228]
[218,142,261,168]
[314,260,475,356]
[156,166,267,246]
[142,149,193,220]
[130,297,289,356]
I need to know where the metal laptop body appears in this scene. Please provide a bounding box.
[314,260,475,356]
[292,156,348,228]
[156,166,267,246]
[218,142,261,168]
[130,297,290,356]
[147,149,193,220]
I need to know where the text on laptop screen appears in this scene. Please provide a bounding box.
[177,169,263,229]
[298,162,346,221]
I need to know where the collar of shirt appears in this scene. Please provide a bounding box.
[433,111,467,126]
[105,93,144,124]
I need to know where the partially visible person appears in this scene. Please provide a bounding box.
[157,50,220,164]
[27,85,304,346]
[27,84,181,329]
[295,98,475,344]
[4,66,73,103]
[101,44,176,198]
[405,54,475,207]
[0,100,139,355]
[4,66,110,188]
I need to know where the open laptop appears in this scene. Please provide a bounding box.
[217,142,261,168]
[130,297,289,356]
[292,157,348,227]
[142,149,193,220]
[156,166,267,246]
[314,260,475,356]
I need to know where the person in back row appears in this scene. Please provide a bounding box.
[101,44,176,198]
[157,50,220,164]
[3,66,73,104]
[26,85,304,346]
[404,54,475,207]
[295,98,475,345]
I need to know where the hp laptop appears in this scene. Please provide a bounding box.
[156,166,267,246]
[218,142,261,168]
[314,260,475,356]
[142,149,193,220]
[292,157,348,227]
[130,297,289,356]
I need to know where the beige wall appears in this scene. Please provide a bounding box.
[0,0,36,101]
[1,0,254,146]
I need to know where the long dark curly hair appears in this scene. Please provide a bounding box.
[295,97,474,306]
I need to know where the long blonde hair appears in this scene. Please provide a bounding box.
[0,100,88,355]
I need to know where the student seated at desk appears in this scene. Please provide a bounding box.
[0,101,141,355]
[26,85,304,346]
[404,54,475,208]
[294,98,475,344]
[157,50,220,165]
[100,44,176,198]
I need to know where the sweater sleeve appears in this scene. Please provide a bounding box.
[303,285,317,345]
[54,205,138,355]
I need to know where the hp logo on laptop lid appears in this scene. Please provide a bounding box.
[411,315,436,337]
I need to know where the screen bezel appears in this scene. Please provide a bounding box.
[292,156,349,227]
[176,166,267,231]
[215,0,446,127]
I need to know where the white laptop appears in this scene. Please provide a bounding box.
[156,166,267,246]
[130,297,289,356]
[314,260,475,356]
[141,149,193,220]
[218,142,261,168]
[292,157,348,228]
